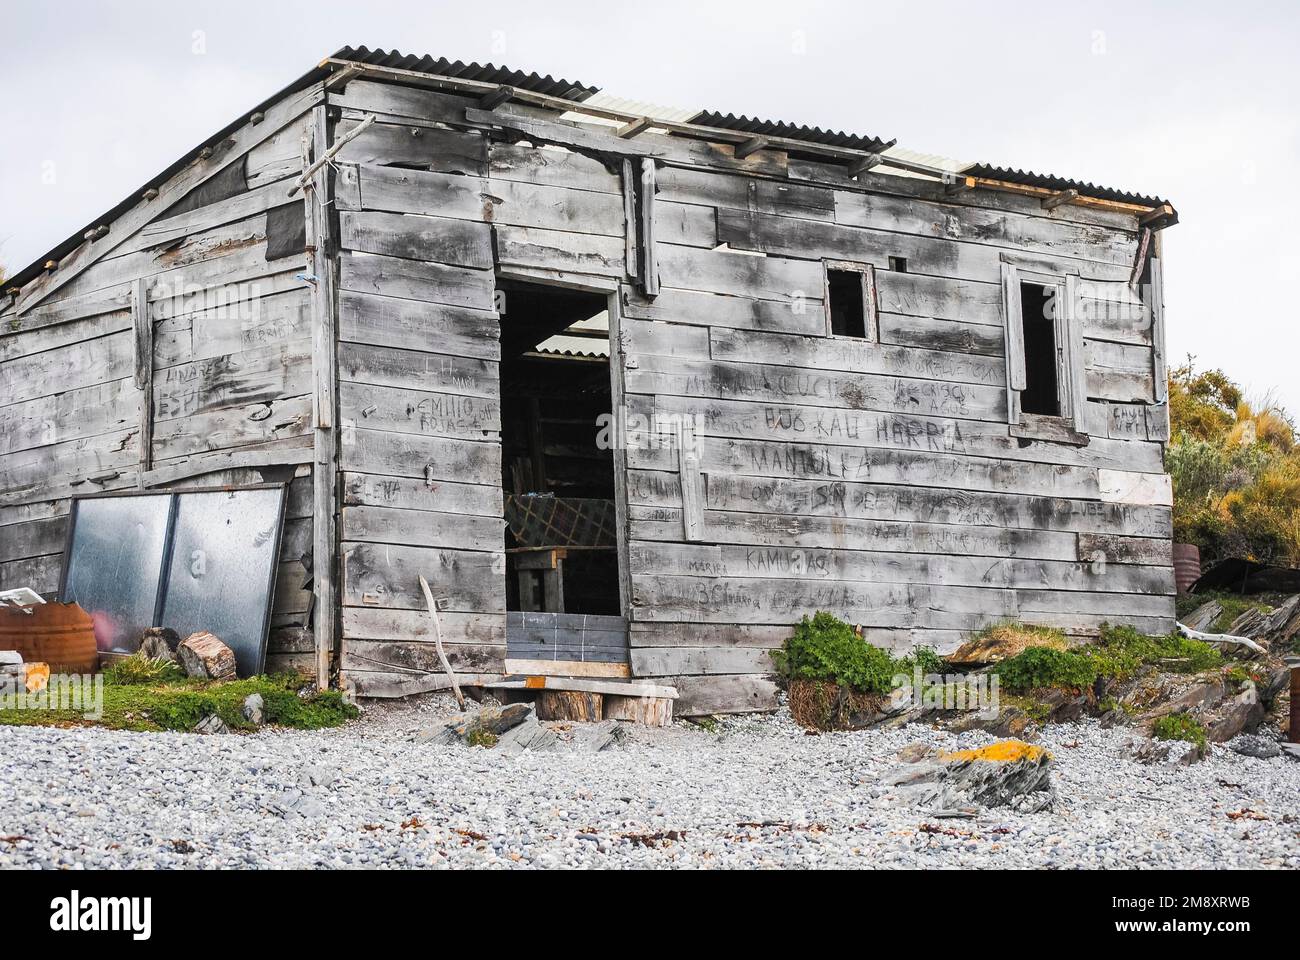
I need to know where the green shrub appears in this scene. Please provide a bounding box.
[1152,712,1208,751]
[900,646,947,676]
[996,647,1098,692]
[772,612,903,695]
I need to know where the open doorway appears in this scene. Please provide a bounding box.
[497,277,628,674]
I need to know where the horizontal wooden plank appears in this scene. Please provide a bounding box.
[340,250,495,311]
[341,541,504,613]
[636,394,1166,473]
[628,541,1174,595]
[0,329,134,407]
[338,289,499,360]
[657,165,836,220]
[343,639,505,676]
[0,377,140,458]
[488,142,620,194]
[833,188,1135,266]
[338,340,497,399]
[621,287,827,336]
[342,504,503,553]
[691,472,1170,538]
[339,210,493,269]
[655,674,779,715]
[656,245,824,302]
[625,354,1008,422]
[343,605,506,644]
[0,515,67,564]
[341,471,502,518]
[0,553,63,595]
[339,427,500,485]
[494,224,625,277]
[334,118,487,174]
[631,574,1174,629]
[153,289,311,369]
[154,342,312,422]
[629,507,1082,561]
[707,326,1005,386]
[151,394,313,461]
[628,435,1104,500]
[343,163,491,220]
[631,646,774,676]
[339,380,500,441]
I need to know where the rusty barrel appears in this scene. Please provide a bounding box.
[0,602,98,673]
[1172,543,1202,595]
[1289,657,1300,745]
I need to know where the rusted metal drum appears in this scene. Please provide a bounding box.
[0,602,98,673]
[1287,656,1300,745]
[1172,543,1202,595]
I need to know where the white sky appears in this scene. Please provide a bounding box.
[2,0,1297,413]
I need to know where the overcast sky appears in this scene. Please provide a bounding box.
[2,0,1296,413]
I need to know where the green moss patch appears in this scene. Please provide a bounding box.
[0,670,357,733]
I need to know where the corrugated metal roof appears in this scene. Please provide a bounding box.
[1,48,1175,298]
[331,46,598,102]
[688,110,891,154]
[960,163,1167,207]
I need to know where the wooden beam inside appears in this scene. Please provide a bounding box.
[733,136,769,159]
[616,116,654,139]
[1041,188,1079,211]
[478,85,515,111]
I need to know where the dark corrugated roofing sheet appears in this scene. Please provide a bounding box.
[961,163,1167,207]
[331,46,598,102]
[688,110,891,154]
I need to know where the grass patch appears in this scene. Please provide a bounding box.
[1089,624,1221,679]
[104,653,186,686]
[992,624,1222,694]
[465,728,498,748]
[0,671,357,733]
[997,647,1098,693]
[1175,590,1271,633]
[1152,712,1208,751]
[954,622,1070,662]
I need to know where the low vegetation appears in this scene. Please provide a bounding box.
[994,623,1222,693]
[773,612,943,695]
[1168,361,1300,565]
[0,657,357,733]
[1151,713,1208,752]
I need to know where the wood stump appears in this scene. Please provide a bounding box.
[603,695,673,728]
[536,690,603,722]
[178,632,237,680]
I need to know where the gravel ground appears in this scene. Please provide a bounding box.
[2,696,1298,869]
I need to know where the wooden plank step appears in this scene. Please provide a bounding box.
[488,676,678,700]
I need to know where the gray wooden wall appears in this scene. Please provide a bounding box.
[316,78,1174,714]
[0,85,327,674]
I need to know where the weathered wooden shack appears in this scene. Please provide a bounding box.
[0,47,1179,715]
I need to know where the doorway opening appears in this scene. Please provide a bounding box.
[497,277,628,673]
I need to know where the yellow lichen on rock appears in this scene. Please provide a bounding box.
[939,740,1050,763]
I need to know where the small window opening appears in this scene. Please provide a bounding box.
[889,256,908,273]
[827,269,867,338]
[1019,281,1060,416]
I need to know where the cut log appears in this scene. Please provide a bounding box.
[177,632,238,680]
[536,690,603,722]
[603,694,673,727]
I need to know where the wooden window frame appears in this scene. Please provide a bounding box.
[822,259,878,342]
[1000,254,1089,446]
